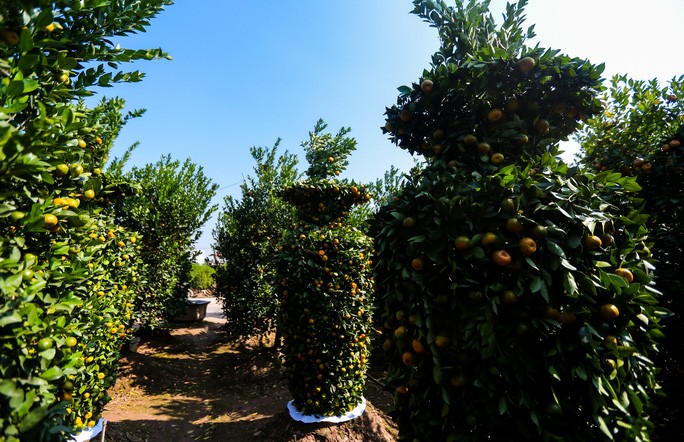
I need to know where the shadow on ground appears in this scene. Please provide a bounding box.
[103,321,396,441]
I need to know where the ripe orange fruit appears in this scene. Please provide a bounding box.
[454,235,471,250]
[519,237,537,255]
[421,79,433,93]
[492,250,512,266]
[614,268,634,282]
[518,56,536,73]
[487,108,503,122]
[396,385,409,395]
[481,232,499,247]
[583,235,602,250]
[600,304,620,320]
[44,214,58,228]
[669,139,681,148]
[402,352,415,366]
[411,339,425,353]
[490,153,504,165]
[411,258,424,271]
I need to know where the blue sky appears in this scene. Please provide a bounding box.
[98,0,684,256]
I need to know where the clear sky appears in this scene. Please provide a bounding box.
[98,0,684,256]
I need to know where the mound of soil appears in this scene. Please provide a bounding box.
[103,318,397,441]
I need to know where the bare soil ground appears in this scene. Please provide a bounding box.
[102,301,397,442]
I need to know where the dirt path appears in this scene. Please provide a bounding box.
[102,298,397,441]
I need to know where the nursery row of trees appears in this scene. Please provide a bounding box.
[212,1,682,441]
[2,0,682,440]
[1,1,217,440]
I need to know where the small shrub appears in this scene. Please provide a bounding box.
[189,263,215,291]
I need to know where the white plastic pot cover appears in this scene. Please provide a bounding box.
[287,397,366,423]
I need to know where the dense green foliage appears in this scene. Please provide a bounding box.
[276,120,373,416]
[578,77,684,439]
[188,263,215,292]
[112,155,218,328]
[373,1,664,440]
[213,143,299,341]
[0,0,170,439]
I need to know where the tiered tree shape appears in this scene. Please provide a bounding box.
[373,1,663,440]
[277,120,374,417]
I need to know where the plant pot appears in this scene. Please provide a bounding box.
[172,299,210,323]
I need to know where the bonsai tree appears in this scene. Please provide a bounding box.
[276,120,373,417]
[372,1,664,440]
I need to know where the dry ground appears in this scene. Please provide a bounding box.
[102,302,397,442]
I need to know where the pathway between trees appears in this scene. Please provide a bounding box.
[102,298,397,441]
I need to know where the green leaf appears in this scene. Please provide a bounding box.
[18,405,48,433]
[0,311,22,326]
[597,416,614,440]
[40,366,63,381]
[563,272,578,296]
[498,397,508,415]
[546,240,566,257]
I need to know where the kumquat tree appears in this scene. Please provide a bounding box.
[276,120,374,418]
[110,155,219,329]
[578,76,684,440]
[372,0,665,440]
[1,0,171,440]
[213,143,300,342]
